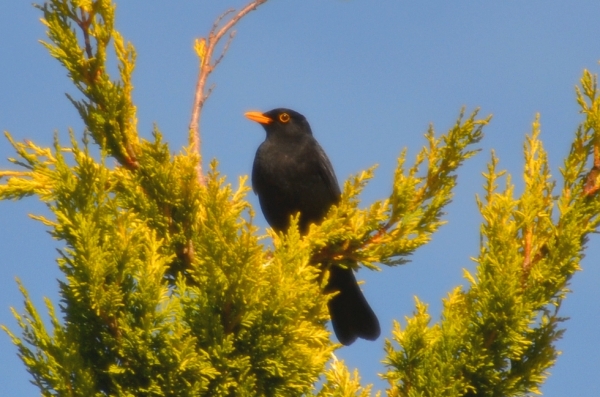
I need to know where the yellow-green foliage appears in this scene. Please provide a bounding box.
[1,1,599,396]
[382,72,600,397]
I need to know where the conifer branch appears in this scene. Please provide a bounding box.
[382,70,600,397]
[2,2,599,396]
[37,0,140,171]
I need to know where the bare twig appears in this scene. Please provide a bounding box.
[213,8,235,30]
[189,0,269,185]
[214,31,237,69]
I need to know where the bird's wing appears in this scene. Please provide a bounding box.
[315,143,342,202]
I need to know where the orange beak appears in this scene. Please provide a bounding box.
[245,111,273,125]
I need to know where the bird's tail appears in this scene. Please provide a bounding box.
[325,265,380,346]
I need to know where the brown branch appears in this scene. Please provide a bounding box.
[583,165,600,196]
[521,226,533,287]
[75,8,94,59]
[583,142,600,196]
[189,0,269,185]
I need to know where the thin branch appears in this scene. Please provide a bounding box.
[189,0,269,185]
[584,142,600,196]
[75,9,94,59]
[213,8,235,31]
[214,31,236,69]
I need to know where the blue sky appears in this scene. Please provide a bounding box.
[1,1,599,395]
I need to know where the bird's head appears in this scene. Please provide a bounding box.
[245,108,313,139]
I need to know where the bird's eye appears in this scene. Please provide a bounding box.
[279,113,290,123]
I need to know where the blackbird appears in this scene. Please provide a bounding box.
[245,108,380,345]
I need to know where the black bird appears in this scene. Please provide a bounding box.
[246,108,380,345]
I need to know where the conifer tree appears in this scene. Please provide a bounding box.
[1,1,598,396]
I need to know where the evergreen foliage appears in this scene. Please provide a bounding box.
[383,74,600,397]
[1,1,598,396]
